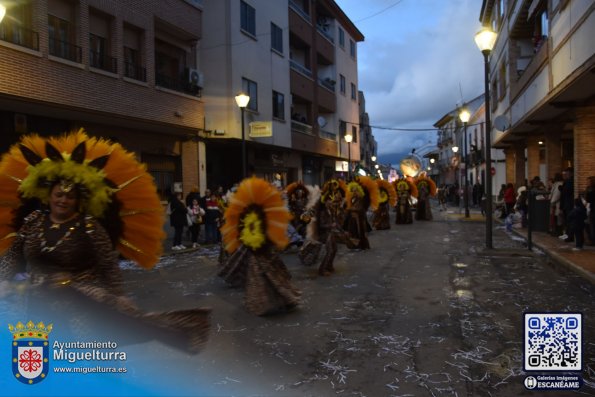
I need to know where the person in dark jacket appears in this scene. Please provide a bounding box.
[567,198,587,251]
[169,191,187,250]
[559,167,574,241]
[585,176,595,245]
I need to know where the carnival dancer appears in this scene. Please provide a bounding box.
[0,130,211,352]
[285,181,310,238]
[344,176,379,249]
[415,172,437,221]
[372,179,397,230]
[218,177,300,315]
[393,177,418,224]
[299,182,345,275]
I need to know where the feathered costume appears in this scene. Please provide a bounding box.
[285,181,310,238]
[0,130,210,352]
[218,177,300,315]
[298,183,346,275]
[393,177,418,224]
[344,176,379,250]
[415,173,437,221]
[372,179,397,230]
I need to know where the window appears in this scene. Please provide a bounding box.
[498,62,506,99]
[338,27,344,47]
[352,126,358,143]
[123,24,145,81]
[240,1,256,37]
[89,33,107,69]
[48,14,79,62]
[155,39,194,95]
[349,39,356,58]
[242,77,258,111]
[350,83,356,100]
[339,74,345,95]
[271,23,282,53]
[272,91,285,120]
[0,3,37,50]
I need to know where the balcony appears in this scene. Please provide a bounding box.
[289,0,311,22]
[291,120,313,135]
[90,51,117,74]
[156,73,201,97]
[124,62,147,82]
[49,39,82,63]
[319,129,336,141]
[0,25,39,51]
[290,59,312,78]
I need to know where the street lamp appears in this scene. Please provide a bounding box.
[459,108,471,218]
[452,145,459,153]
[430,158,435,164]
[234,92,250,179]
[475,26,497,249]
[371,155,377,162]
[345,133,353,180]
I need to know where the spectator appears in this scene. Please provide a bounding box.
[567,198,587,251]
[504,183,516,217]
[204,192,222,244]
[585,176,595,245]
[559,167,574,242]
[187,198,205,248]
[168,191,187,250]
[549,173,563,236]
[185,185,201,207]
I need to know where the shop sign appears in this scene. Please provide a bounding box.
[249,121,273,138]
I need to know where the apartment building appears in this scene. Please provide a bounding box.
[0,0,205,200]
[358,90,377,175]
[480,0,595,195]
[201,0,364,188]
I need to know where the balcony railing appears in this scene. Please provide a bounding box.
[0,25,39,51]
[156,73,201,97]
[319,129,336,141]
[291,120,313,135]
[49,39,82,63]
[124,62,147,82]
[289,0,311,21]
[318,77,335,91]
[290,59,312,78]
[316,25,334,43]
[89,51,117,73]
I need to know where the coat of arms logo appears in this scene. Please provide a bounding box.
[9,321,53,385]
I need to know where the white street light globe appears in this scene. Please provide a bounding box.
[459,108,471,123]
[371,155,377,162]
[234,92,250,108]
[452,146,459,153]
[375,164,379,169]
[430,158,435,164]
[344,134,353,143]
[474,27,497,53]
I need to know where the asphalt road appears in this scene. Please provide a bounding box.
[118,209,595,397]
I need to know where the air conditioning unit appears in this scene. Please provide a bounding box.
[186,68,204,87]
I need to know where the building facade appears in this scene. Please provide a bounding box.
[0,0,205,200]
[358,90,377,176]
[479,0,595,195]
[201,0,364,189]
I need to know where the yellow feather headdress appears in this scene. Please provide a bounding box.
[346,176,380,210]
[376,179,397,207]
[415,175,437,197]
[0,129,165,268]
[392,178,419,199]
[221,177,291,254]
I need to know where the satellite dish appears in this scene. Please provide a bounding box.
[494,115,510,131]
[317,116,327,128]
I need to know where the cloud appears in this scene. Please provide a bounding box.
[344,0,485,156]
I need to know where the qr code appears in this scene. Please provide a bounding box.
[524,313,582,371]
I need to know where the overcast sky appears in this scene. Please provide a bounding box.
[336,0,486,163]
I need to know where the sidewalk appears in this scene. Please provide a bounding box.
[507,226,595,284]
[437,202,595,284]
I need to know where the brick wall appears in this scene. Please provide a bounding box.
[505,147,515,184]
[0,0,204,132]
[526,137,540,181]
[545,128,563,179]
[574,104,595,196]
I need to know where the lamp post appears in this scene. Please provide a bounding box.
[234,92,250,179]
[459,108,471,218]
[475,26,497,249]
[345,133,353,180]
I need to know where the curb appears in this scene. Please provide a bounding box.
[507,226,595,285]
